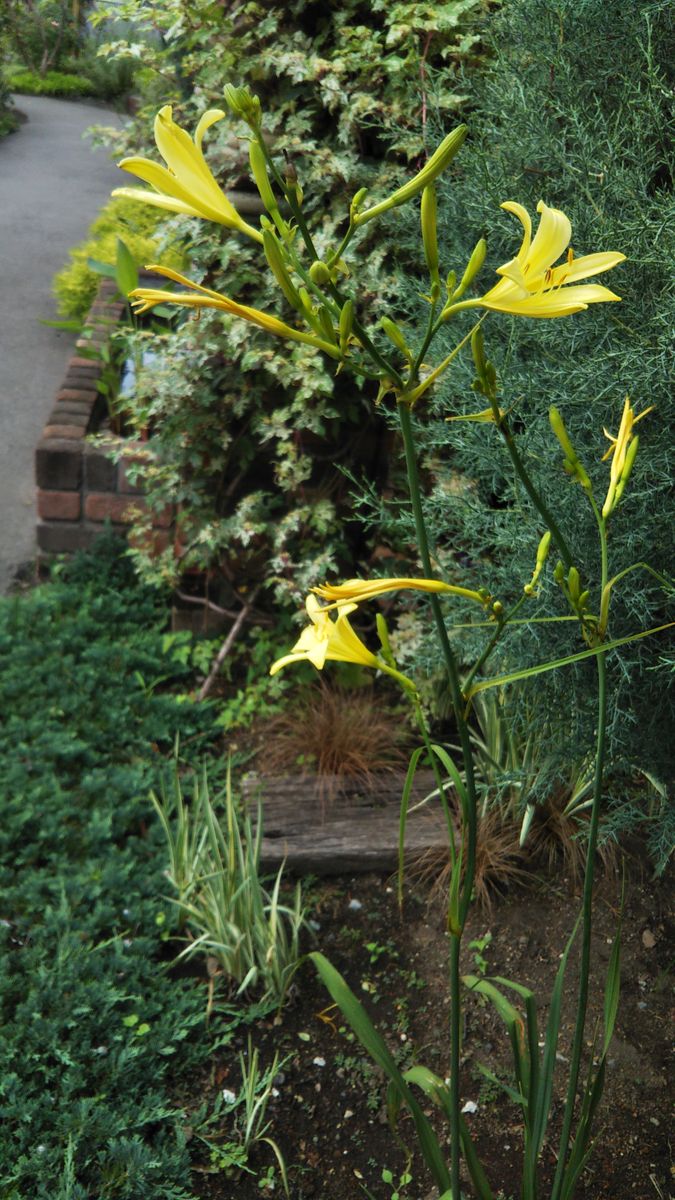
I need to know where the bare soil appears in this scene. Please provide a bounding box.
[185,853,673,1200]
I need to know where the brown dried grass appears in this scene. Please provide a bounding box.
[259,682,410,802]
[412,806,530,912]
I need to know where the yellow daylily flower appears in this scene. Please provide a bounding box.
[129,265,341,358]
[601,396,653,517]
[113,105,263,243]
[269,595,380,676]
[313,577,490,608]
[447,200,625,319]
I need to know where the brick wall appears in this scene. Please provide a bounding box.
[35,279,173,556]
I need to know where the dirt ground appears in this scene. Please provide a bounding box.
[185,852,673,1200]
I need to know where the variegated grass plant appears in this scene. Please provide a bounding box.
[126,91,671,1199]
[151,763,304,1008]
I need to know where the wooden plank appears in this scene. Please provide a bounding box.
[243,771,457,874]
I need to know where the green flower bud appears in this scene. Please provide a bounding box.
[612,434,640,509]
[549,406,592,490]
[350,187,368,221]
[453,237,487,299]
[553,560,565,584]
[262,230,302,310]
[308,260,331,285]
[567,566,581,602]
[536,530,552,565]
[354,125,468,226]
[223,84,261,129]
[421,185,440,286]
[339,299,354,354]
[249,140,277,214]
[376,613,396,668]
[578,589,590,610]
[380,316,411,358]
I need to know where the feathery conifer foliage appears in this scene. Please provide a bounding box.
[374,0,673,864]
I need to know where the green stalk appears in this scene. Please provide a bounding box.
[550,518,609,1200]
[495,417,574,572]
[397,399,478,1200]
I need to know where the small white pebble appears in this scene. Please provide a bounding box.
[461,1100,478,1114]
[37,1146,46,1154]
[343,1109,354,1119]
[312,1056,326,1067]
[348,898,362,911]
[222,1088,236,1104]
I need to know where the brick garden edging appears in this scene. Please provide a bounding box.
[35,278,173,557]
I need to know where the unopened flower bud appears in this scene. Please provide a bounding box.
[339,299,354,354]
[567,567,581,602]
[453,238,487,300]
[421,185,440,287]
[223,84,262,129]
[380,316,411,358]
[354,125,468,226]
[553,560,565,584]
[309,260,331,285]
[249,140,277,213]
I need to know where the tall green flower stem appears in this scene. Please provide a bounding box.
[493,412,574,572]
[551,648,608,1199]
[398,398,478,1200]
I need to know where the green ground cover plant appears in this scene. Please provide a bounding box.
[6,67,94,97]
[53,196,187,321]
[0,535,275,1198]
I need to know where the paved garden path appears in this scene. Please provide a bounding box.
[0,94,125,592]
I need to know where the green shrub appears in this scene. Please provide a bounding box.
[53,196,188,319]
[88,0,490,607]
[7,67,94,96]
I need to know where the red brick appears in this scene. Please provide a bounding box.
[57,387,98,404]
[37,523,98,554]
[64,365,101,383]
[84,445,118,491]
[85,493,147,524]
[69,355,103,369]
[37,490,81,521]
[43,424,86,441]
[48,408,90,428]
[36,438,82,489]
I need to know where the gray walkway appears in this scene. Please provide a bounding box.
[0,95,125,591]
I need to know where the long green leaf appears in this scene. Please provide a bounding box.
[529,917,579,1164]
[390,1067,495,1200]
[115,236,139,297]
[465,621,675,699]
[311,953,451,1193]
[603,919,622,1056]
[463,975,527,1105]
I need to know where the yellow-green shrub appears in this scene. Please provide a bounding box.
[53,196,188,318]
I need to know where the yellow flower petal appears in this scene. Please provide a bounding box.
[129,266,341,356]
[115,106,263,242]
[313,576,488,607]
[463,200,626,320]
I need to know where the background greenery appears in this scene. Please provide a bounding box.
[371,0,673,863]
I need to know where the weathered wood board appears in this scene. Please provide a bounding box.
[243,771,456,875]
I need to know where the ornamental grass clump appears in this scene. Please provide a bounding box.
[152,763,305,1008]
[125,78,672,1200]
